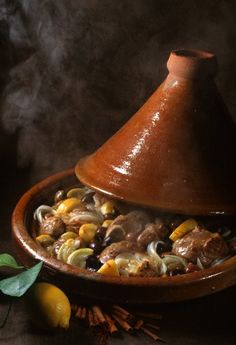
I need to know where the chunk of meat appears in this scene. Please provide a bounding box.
[52,238,65,256]
[105,211,150,243]
[172,227,229,267]
[99,241,140,263]
[137,218,169,248]
[137,223,161,248]
[40,216,66,238]
[155,217,170,238]
[129,260,158,277]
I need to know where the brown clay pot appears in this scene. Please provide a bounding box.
[76,49,236,215]
[12,169,236,303]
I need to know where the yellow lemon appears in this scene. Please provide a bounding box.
[67,248,93,268]
[169,218,198,241]
[97,259,120,276]
[24,282,71,329]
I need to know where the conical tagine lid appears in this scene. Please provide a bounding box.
[76,49,236,215]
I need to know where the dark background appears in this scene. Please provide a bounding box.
[0,1,236,344]
[0,0,236,184]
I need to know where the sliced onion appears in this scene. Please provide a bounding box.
[196,257,204,269]
[86,203,96,212]
[210,255,231,267]
[64,210,103,225]
[221,229,231,238]
[162,254,187,269]
[146,242,167,275]
[115,253,159,276]
[34,205,56,223]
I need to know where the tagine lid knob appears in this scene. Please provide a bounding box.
[167,49,218,79]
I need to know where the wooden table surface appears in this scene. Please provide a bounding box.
[1,169,236,345]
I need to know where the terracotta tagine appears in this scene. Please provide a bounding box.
[76,49,236,215]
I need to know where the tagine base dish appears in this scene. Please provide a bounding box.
[12,169,236,304]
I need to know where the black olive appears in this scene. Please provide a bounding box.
[217,226,231,238]
[89,241,103,254]
[169,268,185,276]
[104,213,115,220]
[155,241,172,254]
[81,191,95,204]
[95,227,107,241]
[169,217,184,230]
[104,208,120,220]
[102,236,113,247]
[86,255,102,271]
[54,190,66,204]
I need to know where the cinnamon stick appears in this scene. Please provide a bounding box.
[112,306,134,323]
[92,305,106,324]
[75,306,83,319]
[141,325,163,342]
[104,313,118,334]
[134,319,144,330]
[111,313,132,332]
[92,310,100,326]
[145,322,160,331]
[88,309,95,327]
[112,305,131,318]
[81,307,87,320]
[112,309,129,320]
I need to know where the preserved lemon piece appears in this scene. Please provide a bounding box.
[56,198,82,214]
[60,231,78,241]
[35,234,54,248]
[79,223,98,242]
[169,219,198,241]
[67,248,93,268]
[97,259,120,276]
[66,188,86,199]
[57,238,81,262]
[24,282,71,329]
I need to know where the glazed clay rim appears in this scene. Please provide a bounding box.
[172,49,215,59]
[12,169,236,287]
[167,49,217,79]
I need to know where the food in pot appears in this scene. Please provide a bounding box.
[34,185,235,277]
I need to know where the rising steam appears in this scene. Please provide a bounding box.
[0,0,235,181]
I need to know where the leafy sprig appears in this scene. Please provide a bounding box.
[0,253,43,327]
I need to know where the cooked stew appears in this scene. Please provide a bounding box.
[33,186,236,277]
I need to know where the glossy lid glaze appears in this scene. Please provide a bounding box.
[76,49,236,215]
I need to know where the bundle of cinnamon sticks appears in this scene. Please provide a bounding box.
[71,303,164,343]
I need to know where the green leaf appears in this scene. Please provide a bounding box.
[0,254,24,269]
[0,262,43,297]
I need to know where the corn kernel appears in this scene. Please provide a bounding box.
[79,223,98,242]
[56,197,82,214]
[102,220,113,228]
[36,234,55,247]
[100,201,115,215]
